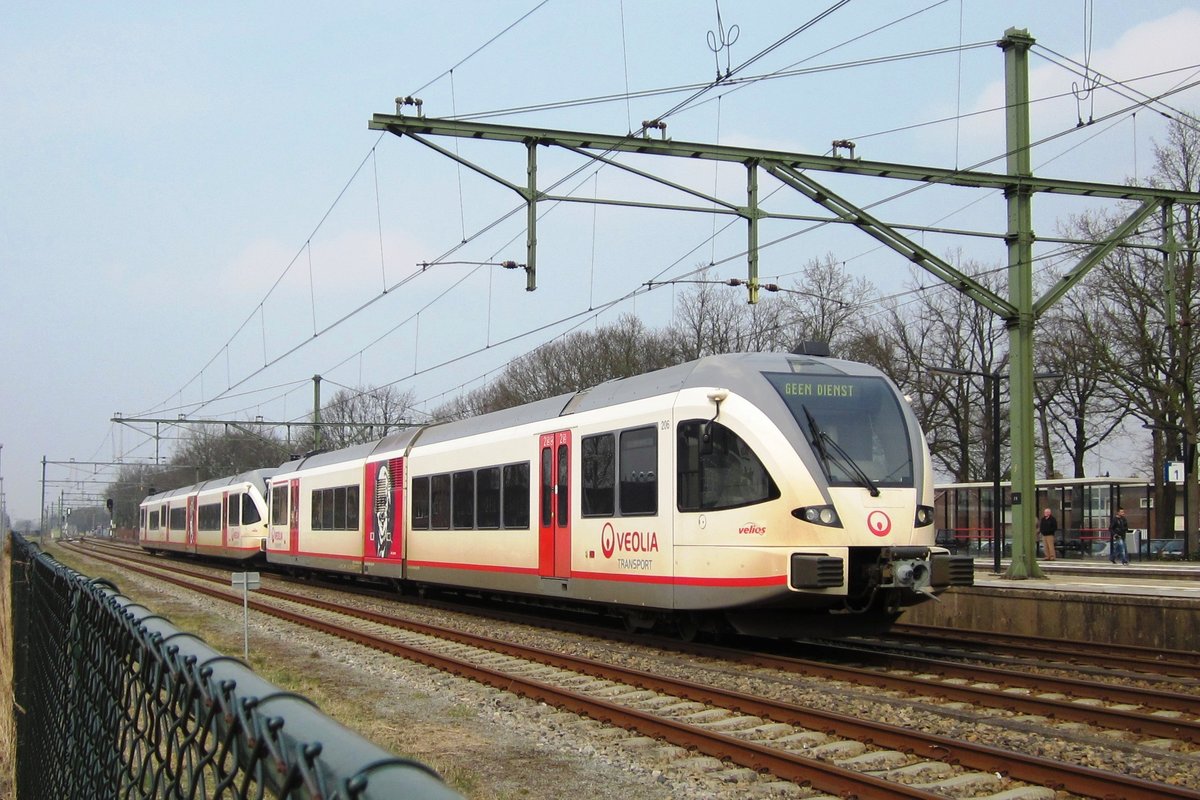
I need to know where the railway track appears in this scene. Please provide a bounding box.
[887,622,1200,679]
[60,540,1200,799]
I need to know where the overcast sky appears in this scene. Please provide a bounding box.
[3,1,1199,522]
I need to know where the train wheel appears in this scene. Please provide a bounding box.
[622,611,653,633]
[674,613,700,642]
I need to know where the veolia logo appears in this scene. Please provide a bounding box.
[601,521,659,559]
[867,510,892,537]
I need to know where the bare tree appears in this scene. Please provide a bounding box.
[304,384,416,450]
[172,425,289,480]
[1034,294,1129,478]
[779,253,877,356]
[1063,115,1200,547]
[665,270,770,359]
[432,314,676,419]
[877,266,1009,482]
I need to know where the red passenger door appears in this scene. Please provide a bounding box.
[221,491,230,548]
[538,431,572,578]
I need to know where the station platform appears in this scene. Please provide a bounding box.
[897,559,1200,652]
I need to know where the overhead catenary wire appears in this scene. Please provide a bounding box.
[121,6,1200,466]
[452,41,994,122]
[139,1,555,422]
[142,6,979,426]
[1032,45,1200,134]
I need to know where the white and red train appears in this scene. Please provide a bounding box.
[139,351,973,636]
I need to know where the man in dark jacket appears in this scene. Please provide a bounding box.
[1039,507,1058,561]
[1109,507,1130,565]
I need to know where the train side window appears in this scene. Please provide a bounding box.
[169,506,186,531]
[346,486,359,530]
[453,470,475,529]
[242,493,261,525]
[581,434,615,517]
[227,496,240,527]
[322,488,336,530]
[334,487,348,530]
[310,490,323,530]
[619,426,657,516]
[503,462,530,528]
[477,467,501,529]
[540,447,553,527]
[557,444,569,523]
[271,486,288,526]
[198,502,222,532]
[431,474,451,529]
[677,419,779,512]
[411,476,431,529]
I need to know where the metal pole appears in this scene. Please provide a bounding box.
[1185,436,1193,558]
[991,374,1002,573]
[243,581,250,662]
[312,374,322,450]
[40,456,47,535]
[1000,27,1042,579]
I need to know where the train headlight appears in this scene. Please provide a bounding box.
[792,505,842,528]
[914,505,934,527]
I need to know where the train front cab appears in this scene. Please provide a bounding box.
[668,373,973,637]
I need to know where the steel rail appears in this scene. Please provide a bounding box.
[889,623,1200,678]
[780,641,1200,719]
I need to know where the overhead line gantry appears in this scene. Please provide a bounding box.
[369,29,1200,578]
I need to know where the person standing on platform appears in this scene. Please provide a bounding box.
[1109,507,1130,565]
[1039,508,1058,561]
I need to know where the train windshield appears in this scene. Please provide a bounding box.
[765,373,914,489]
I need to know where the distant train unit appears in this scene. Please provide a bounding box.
[139,351,973,637]
[140,469,276,560]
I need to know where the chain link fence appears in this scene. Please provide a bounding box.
[9,533,460,799]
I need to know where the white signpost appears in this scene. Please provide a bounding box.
[231,572,261,662]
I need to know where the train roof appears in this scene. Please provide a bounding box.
[413,393,575,446]
[251,351,896,477]
[570,351,878,413]
[409,351,886,443]
[141,468,279,504]
[371,425,428,454]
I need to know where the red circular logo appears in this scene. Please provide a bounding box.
[867,510,892,537]
[601,522,616,558]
